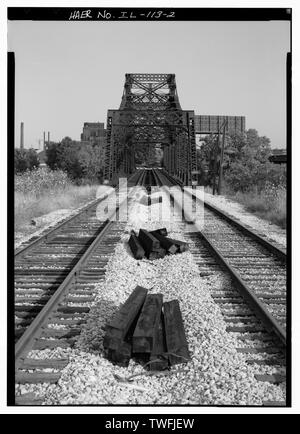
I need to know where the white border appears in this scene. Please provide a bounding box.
[1,0,298,414]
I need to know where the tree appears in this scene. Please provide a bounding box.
[198,129,274,192]
[45,142,59,170]
[15,148,40,173]
[77,144,103,181]
[45,137,104,182]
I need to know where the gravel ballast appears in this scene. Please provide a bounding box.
[16,192,286,405]
[15,186,113,250]
[184,188,286,248]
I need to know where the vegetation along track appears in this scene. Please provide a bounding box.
[14,171,145,404]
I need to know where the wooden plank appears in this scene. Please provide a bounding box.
[33,338,75,350]
[213,298,245,304]
[223,317,257,324]
[48,318,86,325]
[263,401,286,407]
[163,300,190,366]
[226,325,265,333]
[65,296,94,303]
[15,305,43,312]
[107,341,131,367]
[14,296,51,303]
[138,229,161,254]
[128,234,146,260]
[132,294,163,353]
[255,374,286,384]
[42,328,81,339]
[165,237,189,253]
[15,372,61,384]
[150,228,168,237]
[150,232,177,254]
[21,358,69,369]
[105,286,148,341]
[149,312,168,371]
[57,306,90,313]
[148,249,166,260]
[15,393,44,406]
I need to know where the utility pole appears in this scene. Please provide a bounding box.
[212,134,219,195]
[20,122,24,149]
[218,124,226,195]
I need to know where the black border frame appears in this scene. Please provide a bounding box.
[7,7,292,410]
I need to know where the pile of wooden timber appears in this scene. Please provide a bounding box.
[128,228,189,260]
[103,286,190,369]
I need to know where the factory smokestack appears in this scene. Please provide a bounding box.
[43,131,46,151]
[20,122,24,149]
[47,132,50,147]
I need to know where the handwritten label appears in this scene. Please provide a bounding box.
[69,10,175,20]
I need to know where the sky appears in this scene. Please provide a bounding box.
[8,19,290,149]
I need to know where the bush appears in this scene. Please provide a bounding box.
[15,167,100,234]
[15,148,39,173]
[15,167,71,196]
[233,184,286,228]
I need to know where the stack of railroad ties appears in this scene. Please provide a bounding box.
[128,227,189,260]
[103,228,190,370]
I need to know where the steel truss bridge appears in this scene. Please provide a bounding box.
[104,73,245,185]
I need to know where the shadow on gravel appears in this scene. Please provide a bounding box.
[81,297,119,356]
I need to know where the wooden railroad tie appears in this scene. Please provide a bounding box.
[104,285,148,342]
[150,228,168,236]
[128,233,145,260]
[165,237,189,253]
[132,293,163,353]
[127,227,188,260]
[103,286,189,371]
[103,286,148,366]
[150,231,178,255]
[149,312,169,371]
[138,229,161,254]
[163,300,190,366]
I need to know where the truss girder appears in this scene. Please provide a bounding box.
[104,74,198,185]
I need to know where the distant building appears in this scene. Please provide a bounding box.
[80,122,106,167]
[81,122,106,141]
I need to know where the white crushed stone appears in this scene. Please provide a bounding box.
[185,188,286,248]
[21,194,286,406]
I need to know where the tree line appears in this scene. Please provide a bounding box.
[197,128,286,192]
[14,130,286,191]
[14,137,104,183]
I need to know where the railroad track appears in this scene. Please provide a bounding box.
[14,168,287,406]
[14,171,146,404]
[153,168,287,406]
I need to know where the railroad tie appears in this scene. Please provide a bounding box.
[163,300,190,366]
[132,294,163,353]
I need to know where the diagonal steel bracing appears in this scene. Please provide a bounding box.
[104,73,198,185]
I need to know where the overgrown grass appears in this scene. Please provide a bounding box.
[232,187,286,228]
[227,183,286,228]
[15,168,98,233]
[204,183,286,228]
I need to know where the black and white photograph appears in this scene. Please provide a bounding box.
[3,2,296,415]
